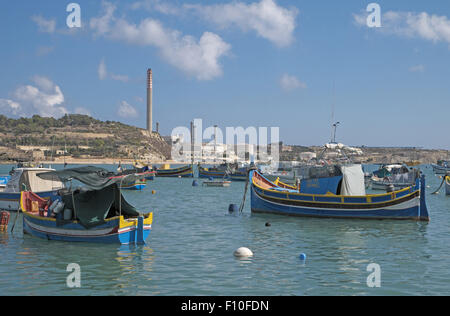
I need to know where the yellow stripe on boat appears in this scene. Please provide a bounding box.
[252,174,418,205]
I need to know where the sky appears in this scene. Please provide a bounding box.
[0,0,449,149]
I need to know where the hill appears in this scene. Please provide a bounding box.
[0,114,171,163]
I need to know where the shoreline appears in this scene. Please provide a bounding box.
[0,158,185,166]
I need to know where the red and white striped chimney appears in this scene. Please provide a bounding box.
[147,69,152,133]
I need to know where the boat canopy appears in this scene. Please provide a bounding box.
[340,165,366,196]
[37,166,141,228]
[3,168,64,193]
[37,166,143,190]
[299,164,366,196]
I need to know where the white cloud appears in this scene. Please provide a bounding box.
[0,77,68,118]
[31,15,56,33]
[90,1,116,37]
[353,10,450,45]
[131,0,180,15]
[98,59,108,80]
[280,74,306,91]
[98,58,130,82]
[90,1,231,80]
[12,77,68,118]
[409,65,425,72]
[0,99,22,116]
[185,0,298,47]
[117,101,138,118]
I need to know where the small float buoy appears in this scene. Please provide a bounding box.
[234,247,253,258]
[152,190,156,194]
[228,204,238,214]
[265,222,271,227]
[299,253,307,261]
[192,180,199,187]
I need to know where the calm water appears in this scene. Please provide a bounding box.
[0,164,449,296]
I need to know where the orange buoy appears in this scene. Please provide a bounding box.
[0,211,10,232]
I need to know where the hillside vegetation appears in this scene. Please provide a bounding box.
[0,114,171,162]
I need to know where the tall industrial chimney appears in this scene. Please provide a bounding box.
[147,69,153,133]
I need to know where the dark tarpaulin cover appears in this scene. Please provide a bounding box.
[37,166,142,190]
[38,167,141,229]
[61,184,140,228]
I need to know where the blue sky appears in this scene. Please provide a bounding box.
[0,0,449,149]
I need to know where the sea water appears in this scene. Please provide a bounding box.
[0,164,449,296]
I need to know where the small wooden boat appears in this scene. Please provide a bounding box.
[0,166,64,211]
[155,165,194,178]
[249,166,429,221]
[198,165,228,179]
[202,180,231,187]
[432,160,450,174]
[21,166,153,244]
[116,169,155,190]
[199,163,248,181]
[445,176,450,196]
[370,164,417,191]
[120,178,147,190]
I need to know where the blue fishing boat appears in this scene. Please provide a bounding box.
[120,178,147,190]
[199,163,248,181]
[249,165,429,221]
[432,160,450,174]
[155,165,194,177]
[21,166,152,244]
[198,165,228,179]
[0,167,64,211]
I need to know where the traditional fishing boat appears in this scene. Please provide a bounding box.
[120,178,147,190]
[198,164,228,179]
[155,164,194,177]
[118,170,155,190]
[21,166,152,244]
[249,165,429,221]
[370,164,417,191]
[133,161,155,180]
[0,166,64,211]
[199,163,248,181]
[432,160,450,174]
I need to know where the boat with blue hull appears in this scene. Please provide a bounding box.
[432,160,450,174]
[155,165,194,178]
[249,167,429,221]
[21,166,153,244]
[0,167,64,211]
[199,163,248,181]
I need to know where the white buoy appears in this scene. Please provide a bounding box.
[234,247,253,258]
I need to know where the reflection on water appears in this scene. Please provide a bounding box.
[0,164,449,295]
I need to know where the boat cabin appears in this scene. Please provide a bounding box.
[0,168,64,193]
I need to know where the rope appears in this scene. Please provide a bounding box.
[431,177,445,195]
[238,167,258,213]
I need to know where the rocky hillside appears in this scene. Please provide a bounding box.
[0,114,171,163]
